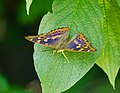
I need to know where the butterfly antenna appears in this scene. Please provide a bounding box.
[61,51,69,63]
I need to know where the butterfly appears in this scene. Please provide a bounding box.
[25,27,96,62]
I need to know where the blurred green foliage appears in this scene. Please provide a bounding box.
[0,0,53,92]
[17,0,53,24]
[0,74,32,93]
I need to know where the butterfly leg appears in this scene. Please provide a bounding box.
[52,50,55,55]
[61,51,69,63]
[52,50,56,55]
[52,50,69,63]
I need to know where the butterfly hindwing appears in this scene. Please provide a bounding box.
[25,27,69,48]
[64,34,96,52]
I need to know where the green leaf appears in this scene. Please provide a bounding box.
[34,0,103,93]
[116,0,120,7]
[25,0,33,15]
[96,0,120,89]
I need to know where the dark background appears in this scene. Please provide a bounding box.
[0,0,120,93]
[0,0,53,86]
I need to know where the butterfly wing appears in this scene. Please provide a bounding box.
[64,34,96,52]
[25,27,70,48]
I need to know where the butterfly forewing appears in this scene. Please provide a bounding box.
[25,27,69,48]
[64,34,96,52]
